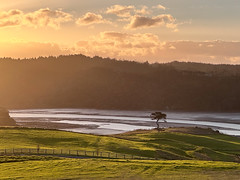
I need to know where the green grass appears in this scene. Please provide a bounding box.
[0,156,240,179]
[1,127,240,179]
[0,127,240,161]
[0,155,59,163]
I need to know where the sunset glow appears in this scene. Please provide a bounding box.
[0,0,240,64]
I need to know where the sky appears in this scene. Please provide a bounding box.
[0,0,240,64]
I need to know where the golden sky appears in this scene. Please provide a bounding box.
[0,0,240,64]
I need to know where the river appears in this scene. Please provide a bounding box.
[9,109,240,136]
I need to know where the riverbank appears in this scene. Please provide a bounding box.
[10,109,240,136]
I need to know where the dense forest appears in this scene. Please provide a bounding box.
[1,54,240,112]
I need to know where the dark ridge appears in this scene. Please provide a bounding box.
[1,54,240,111]
[0,108,16,126]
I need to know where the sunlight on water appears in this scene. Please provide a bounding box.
[10,109,240,136]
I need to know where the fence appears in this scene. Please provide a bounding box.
[0,148,151,160]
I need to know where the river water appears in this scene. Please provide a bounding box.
[9,109,240,136]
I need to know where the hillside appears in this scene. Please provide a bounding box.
[166,61,240,76]
[1,55,240,111]
[1,127,240,179]
[1,157,240,180]
[0,108,16,126]
[1,127,240,162]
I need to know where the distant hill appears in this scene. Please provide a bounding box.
[166,61,240,76]
[0,55,240,111]
[0,108,16,126]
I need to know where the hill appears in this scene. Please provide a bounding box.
[1,127,240,179]
[1,55,240,111]
[0,108,16,126]
[0,127,240,162]
[1,157,240,180]
[166,61,240,76]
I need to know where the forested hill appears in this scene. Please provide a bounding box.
[1,55,240,111]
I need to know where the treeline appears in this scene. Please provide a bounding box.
[1,54,240,111]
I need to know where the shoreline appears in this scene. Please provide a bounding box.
[10,109,240,136]
[14,117,240,136]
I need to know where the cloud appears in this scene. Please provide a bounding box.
[153,4,166,10]
[24,8,72,29]
[105,5,150,18]
[0,20,20,28]
[229,57,240,63]
[100,31,129,40]
[0,9,23,28]
[75,31,240,64]
[106,5,135,17]
[163,41,240,57]
[135,6,150,15]
[76,31,161,59]
[76,12,110,26]
[157,41,240,64]
[0,41,72,58]
[126,14,176,29]
[0,9,22,19]
[0,8,72,29]
[1,38,240,64]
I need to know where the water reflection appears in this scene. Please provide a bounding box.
[10,109,240,136]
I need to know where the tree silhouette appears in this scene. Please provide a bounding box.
[150,112,167,131]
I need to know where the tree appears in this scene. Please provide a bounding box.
[150,112,167,131]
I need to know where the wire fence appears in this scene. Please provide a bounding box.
[0,148,151,160]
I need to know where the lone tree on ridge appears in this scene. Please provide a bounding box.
[150,112,167,131]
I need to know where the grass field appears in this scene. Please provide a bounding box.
[0,156,240,179]
[1,127,240,179]
[0,127,240,161]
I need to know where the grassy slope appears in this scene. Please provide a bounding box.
[0,156,240,180]
[1,128,240,179]
[0,127,240,162]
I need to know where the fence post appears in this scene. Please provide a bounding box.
[1,148,140,159]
